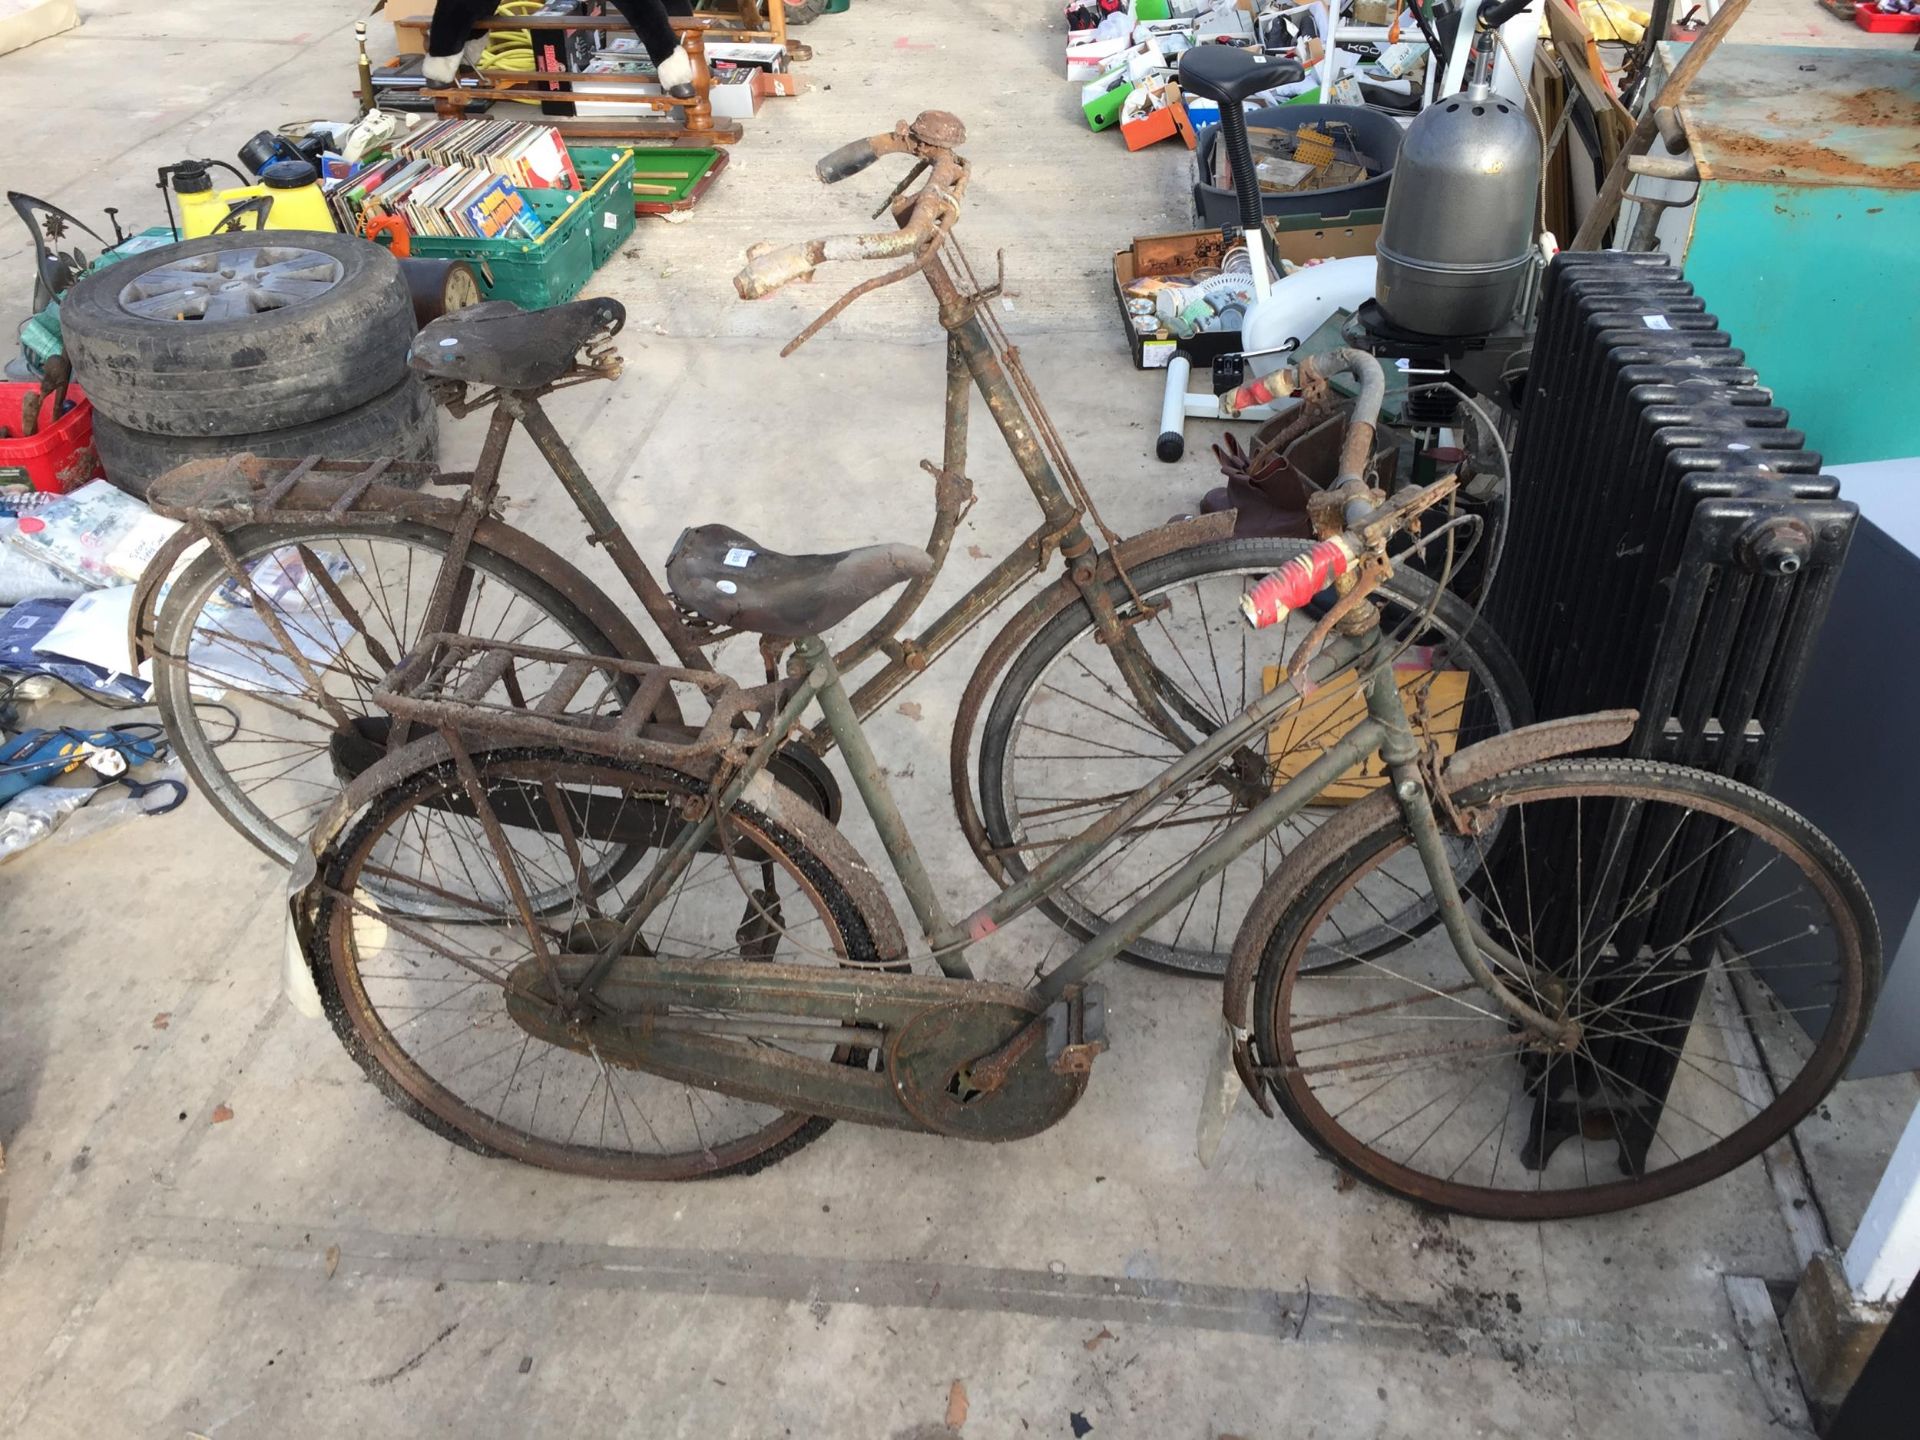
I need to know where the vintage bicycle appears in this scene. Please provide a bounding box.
[136,106,1526,976]
[275,117,1879,1217]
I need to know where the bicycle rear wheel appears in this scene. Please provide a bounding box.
[1248,758,1880,1219]
[153,521,645,865]
[310,748,886,1179]
[977,537,1530,976]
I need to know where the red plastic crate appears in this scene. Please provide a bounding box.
[1856,3,1920,30]
[0,382,96,494]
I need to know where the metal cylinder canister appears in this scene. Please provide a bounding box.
[1374,84,1540,337]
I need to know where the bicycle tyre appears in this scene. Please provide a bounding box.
[310,748,882,1179]
[1247,757,1880,1219]
[976,536,1531,976]
[153,520,654,866]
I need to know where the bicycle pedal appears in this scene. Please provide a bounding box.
[1045,984,1108,1077]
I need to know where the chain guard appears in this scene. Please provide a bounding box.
[885,999,1088,1140]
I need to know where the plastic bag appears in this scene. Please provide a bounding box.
[6,479,181,589]
[0,784,93,863]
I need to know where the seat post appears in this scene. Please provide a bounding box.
[792,633,972,979]
[1216,91,1267,259]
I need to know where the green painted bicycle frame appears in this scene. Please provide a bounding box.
[591,616,1509,1018]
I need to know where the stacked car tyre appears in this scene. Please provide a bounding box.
[60,232,436,497]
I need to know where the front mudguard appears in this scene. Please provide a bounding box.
[948,509,1238,882]
[284,732,456,1019]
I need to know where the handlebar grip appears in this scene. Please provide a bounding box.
[1479,0,1533,28]
[1240,538,1359,629]
[816,138,882,185]
[734,240,822,300]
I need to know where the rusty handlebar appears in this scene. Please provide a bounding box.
[732,113,971,350]
[1238,349,1466,630]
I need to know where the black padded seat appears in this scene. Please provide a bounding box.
[409,297,625,390]
[666,524,934,639]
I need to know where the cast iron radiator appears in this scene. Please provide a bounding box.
[1476,251,1856,1173]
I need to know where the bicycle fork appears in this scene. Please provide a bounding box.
[1200,659,1582,1166]
[1367,664,1582,1048]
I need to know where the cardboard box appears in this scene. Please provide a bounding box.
[1264,657,1467,802]
[1081,70,1135,130]
[706,70,763,119]
[1115,36,1168,81]
[1110,215,1382,369]
[1135,18,1196,55]
[389,6,431,52]
[1066,34,1130,80]
[1120,86,1198,151]
[1195,0,1256,38]
[705,41,789,72]
[756,69,801,98]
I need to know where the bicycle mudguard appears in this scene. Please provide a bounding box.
[127,526,203,670]
[1217,709,1639,1033]
[284,736,911,1022]
[130,478,473,669]
[948,509,1239,881]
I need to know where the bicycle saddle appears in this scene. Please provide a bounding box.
[409,296,625,390]
[1177,45,1303,105]
[666,524,934,639]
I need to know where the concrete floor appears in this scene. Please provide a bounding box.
[3,2,1917,1437]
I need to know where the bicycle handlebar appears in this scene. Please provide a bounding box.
[1242,539,1360,628]
[816,136,886,185]
[1237,348,1467,631]
[731,113,971,338]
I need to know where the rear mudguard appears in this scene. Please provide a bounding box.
[283,734,908,1021]
[1220,709,1640,1031]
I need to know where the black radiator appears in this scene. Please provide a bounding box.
[1477,252,1856,1174]
[1491,250,1855,782]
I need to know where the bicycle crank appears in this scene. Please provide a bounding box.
[498,954,1105,1140]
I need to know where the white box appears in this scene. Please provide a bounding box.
[706,72,762,118]
[1066,34,1129,81]
[705,40,788,72]
[1194,0,1254,39]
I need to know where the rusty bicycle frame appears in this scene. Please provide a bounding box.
[296,339,1592,1142]
[133,112,1238,868]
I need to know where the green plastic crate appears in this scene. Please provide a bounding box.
[407,148,635,308]
[570,146,638,267]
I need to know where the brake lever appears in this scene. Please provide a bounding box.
[872,159,930,220]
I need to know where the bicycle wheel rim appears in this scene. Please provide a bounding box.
[1255,760,1875,1219]
[313,751,873,1180]
[979,540,1528,976]
[155,523,631,869]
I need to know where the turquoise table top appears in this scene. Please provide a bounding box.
[1663,42,1920,191]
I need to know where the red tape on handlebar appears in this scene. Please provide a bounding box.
[1240,538,1358,629]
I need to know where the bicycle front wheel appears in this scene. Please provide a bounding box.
[1249,758,1880,1219]
[153,521,648,865]
[976,537,1530,976]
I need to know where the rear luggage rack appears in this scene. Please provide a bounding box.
[374,633,779,764]
[144,453,454,527]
